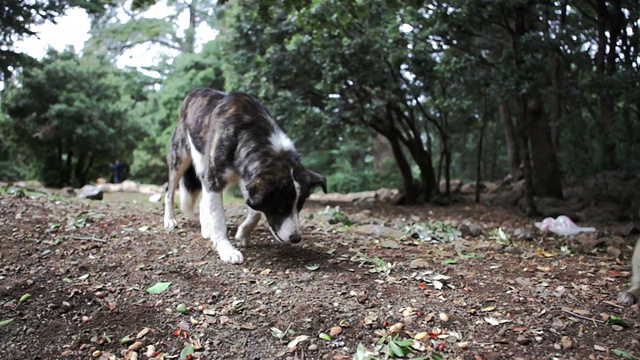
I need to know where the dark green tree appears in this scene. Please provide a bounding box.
[0,0,109,81]
[1,49,144,186]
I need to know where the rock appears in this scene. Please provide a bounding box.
[581,202,628,223]
[460,221,483,237]
[353,224,405,239]
[439,179,463,194]
[380,240,400,249]
[97,183,122,192]
[78,185,103,200]
[620,222,640,237]
[148,194,163,203]
[375,188,401,203]
[59,187,77,198]
[309,189,400,203]
[138,184,164,195]
[121,180,138,192]
[534,197,581,220]
[409,259,430,269]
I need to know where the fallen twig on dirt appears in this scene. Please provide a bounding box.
[560,309,604,324]
[69,236,107,243]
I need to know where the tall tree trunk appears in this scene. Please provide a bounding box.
[184,1,197,53]
[499,103,521,179]
[528,94,563,199]
[475,97,488,203]
[516,95,536,215]
[385,132,419,204]
[75,151,86,186]
[593,0,623,170]
[64,150,73,186]
[549,53,562,152]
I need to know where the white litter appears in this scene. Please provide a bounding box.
[534,215,596,236]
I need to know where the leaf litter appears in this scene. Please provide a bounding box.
[0,190,638,359]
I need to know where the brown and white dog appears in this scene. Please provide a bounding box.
[163,88,326,263]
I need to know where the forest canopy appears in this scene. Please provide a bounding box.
[1,0,639,207]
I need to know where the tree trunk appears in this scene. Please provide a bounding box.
[593,0,623,170]
[516,95,536,216]
[385,132,419,204]
[527,94,563,199]
[475,97,488,203]
[184,1,197,53]
[499,103,521,179]
[64,150,73,185]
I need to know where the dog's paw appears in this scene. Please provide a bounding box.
[164,217,178,229]
[235,233,249,248]
[217,242,244,264]
[618,290,638,306]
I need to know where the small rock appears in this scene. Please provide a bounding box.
[78,185,103,200]
[380,240,400,249]
[409,259,430,269]
[620,222,640,237]
[308,344,318,351]
[439,313,449,322]
[517,335,531,345]
[329,326,343,337]
[353,224,405,239]
[460,221,483,237]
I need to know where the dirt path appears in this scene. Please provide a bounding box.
[0,189,638,360]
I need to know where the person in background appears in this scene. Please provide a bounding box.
[111,159,124,184]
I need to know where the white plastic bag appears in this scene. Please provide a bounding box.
[534,215,596,236]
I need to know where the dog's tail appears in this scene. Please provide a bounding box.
[179,164,201,218]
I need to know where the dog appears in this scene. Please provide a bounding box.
[163,88,327,264]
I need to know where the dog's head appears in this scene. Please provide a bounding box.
[245,166,326,244]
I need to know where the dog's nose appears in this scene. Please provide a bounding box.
[289,234,301,243]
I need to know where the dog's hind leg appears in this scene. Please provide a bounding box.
[235,208,261,248]
[200,187,244,264]
[164,135,192,229]
[179,164,201,220]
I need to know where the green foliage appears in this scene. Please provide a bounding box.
[1,49,144,186]
[130,41,226,184]
[0,0,109,80]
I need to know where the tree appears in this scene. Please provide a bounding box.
[1,49,144,186]
[218,0,440,203]
[0,0,109,81]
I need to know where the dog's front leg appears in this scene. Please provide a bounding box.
[235,208,261,248]
[200,188,244,264]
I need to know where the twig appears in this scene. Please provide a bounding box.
[560,309,604,324]
[69,236,107,243]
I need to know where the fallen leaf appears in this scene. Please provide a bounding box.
[305,265,320,271]
[0,318,15,327]
[481,306,496,312]
[180,345,195,360]
[287,335,310,348]
[19,293,31,303]
[535,249,554,257]
[146,282,171,294]
[136,327,151,339]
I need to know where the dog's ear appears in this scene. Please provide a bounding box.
[245,179,267,209]
[305,170,327,194]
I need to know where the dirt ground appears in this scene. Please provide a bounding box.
[1,187,639,360]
